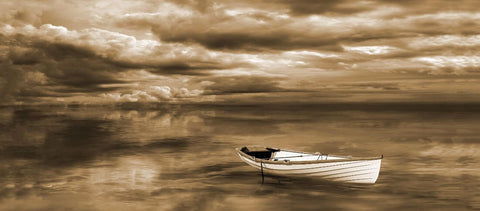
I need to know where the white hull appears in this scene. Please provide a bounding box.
[237,147,382,184]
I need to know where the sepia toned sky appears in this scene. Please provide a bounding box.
[1,0,480,105]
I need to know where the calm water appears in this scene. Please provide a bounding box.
[0,105,479,210]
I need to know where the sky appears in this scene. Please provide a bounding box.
[1,0,480,105]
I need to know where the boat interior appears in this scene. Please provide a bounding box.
[240,146,278,160]
[240,146,345,161]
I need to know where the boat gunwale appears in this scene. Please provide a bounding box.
[236,146,383,165]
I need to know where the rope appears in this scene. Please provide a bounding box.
[260,161,264,184]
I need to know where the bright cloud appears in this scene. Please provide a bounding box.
[102,86,203,102]
[343,46,398,55]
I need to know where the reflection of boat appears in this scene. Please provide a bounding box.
[236,146,383,184]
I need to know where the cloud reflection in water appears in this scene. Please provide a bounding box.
[0,105,479,210]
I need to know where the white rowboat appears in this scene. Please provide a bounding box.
[236,146,383,184]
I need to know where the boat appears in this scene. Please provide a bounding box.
[236,146,383,184]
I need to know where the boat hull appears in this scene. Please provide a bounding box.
[237,149,382,184]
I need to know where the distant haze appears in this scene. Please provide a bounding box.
[1,0,480,105]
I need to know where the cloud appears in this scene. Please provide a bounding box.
[201,75,287,95]
[378,0,480,15]
[342,45,399,55]
[102,86,202,102]
[0,38,126,102]
[283,50,339,58]
[2,0,480,104]
[0,24,231,103]
[329,82,402,92]
[406,35,480,56]
[168,0,373,16]
[118,3,480,53]
[271,0,373,16]
[117,7,341,51]
[413,56,480,74]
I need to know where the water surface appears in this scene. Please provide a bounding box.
[0,105,479,210]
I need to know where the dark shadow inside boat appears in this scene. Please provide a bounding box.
[240,146,279,160]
